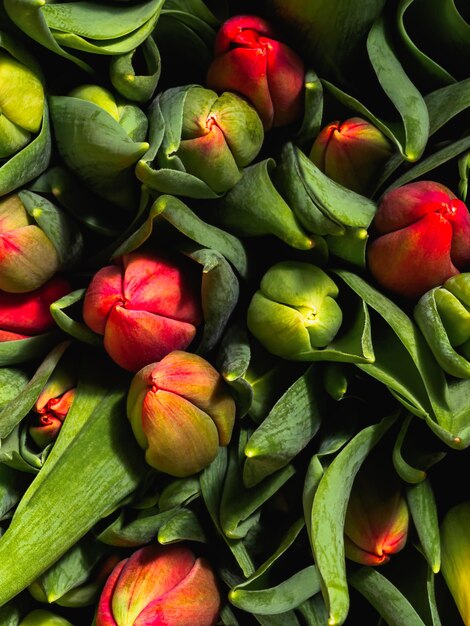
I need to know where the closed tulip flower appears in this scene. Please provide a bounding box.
[127,351,236,477]
[206,15,305,129]
[0,277,70,342]
[83,251,202,372]
[368,181,470,299]
[96,543,221,626]
[309,117,392,195]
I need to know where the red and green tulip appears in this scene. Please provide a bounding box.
[441,501,470,625]
[247,261,343,359]
[344,466,409,566]
[309,117,392,195]
[96,543,221,626]
[127,350,236,477]
[368,181,470,299]
[206,15,305,130]
[0,277,70,342]
[83,251,202,372]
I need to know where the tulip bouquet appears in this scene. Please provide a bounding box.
[0,0,469,624]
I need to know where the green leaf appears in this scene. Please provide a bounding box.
[425,79,470,135]
[157,508,206,544]
[158,476,201,511]
[216,324,253,419]
[110,37,161,103]
[0,342,71,440]
[310,414,396,626]
[406,479,441,573]
[97,509,176,547]
[0,465,27,521]
[50,290,102,347]
[229,566,321,615]
[254,612,301,626]
[349,567,427,626]
[367,16,429,161]
[296,69,324,147]
[0,360,144,605]
[392,415,427,484]
[0,368,29,410]
[297,595,329,626]
[243,366,323,487]
[426,567,443,626]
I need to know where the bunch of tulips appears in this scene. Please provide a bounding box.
[0,0,469,625]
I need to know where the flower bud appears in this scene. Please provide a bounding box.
[96,543,221,626]
[309,117,392,195]
[19,609,73,626]
[441,501,470,626]
[247,261,342,359]
[0,277,71,341]
[414,273,470,378]
[0,49,44,159]
[83,251,202,372]
[344,465,409,566]
[0,194,60,292]
[29,388,76,449]
[368,181,470,299]
[206,15,305,130]
[127,351,235,477]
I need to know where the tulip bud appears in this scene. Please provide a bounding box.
[136,85,264,197]
[368,181,470,299]
[206,15,305,129]
[0,194,60,293]
[0,49,44,159]
[19,609,73,626]
[441,501,470,626]
[309,117,392,195]
[247,261,342,359]
[414,273,470,378]
[96,543,221,626]
[127,351,235,477]
[83,251,202,372]
[0,276,71,341]
[29,387,76,449]
[344,465,409,566]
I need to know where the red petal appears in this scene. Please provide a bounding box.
[265,39,304,126]
[83,265,123,335]
[214,15,274,55]
[96,559,127,626]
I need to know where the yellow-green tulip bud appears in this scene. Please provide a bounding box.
[247,261,342,359]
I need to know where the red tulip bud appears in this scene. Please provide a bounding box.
[30,387,76,448]
[96,544,221,626]
[83,251,202,372]
[0,276,70,341]
[368,181,470,299]
[206,15,305,130]
[309,117,392,195]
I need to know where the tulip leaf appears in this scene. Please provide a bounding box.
[367,16,429,162]
[31,537,104,604]
[309,414,396,626]
[296,69,324,147]
[348,567,428,626]
[41,0,164,40]
[110,37,161,103]
[0,360,144,605]
[406,479,441,574]
[216,159,314,250]
[0,100,51,197]
[158,476,201,511]
[0,423,50,474]
[229,566,321,615]
[303,456,324,544]
[243,366,323,487]
[220,430,296,539]
[459,150,469,201]
[426,567,443,626]
[0,368,29,410]
[0,465,27,521]
[0,341,71,440]
[335,271,454,434]
[392,415,427,484]
[297,595,329,626]
[216,324,253,419]
[50,289,103,347]
[157,507,207,544]
[425,79,470,135]
[200,446,255,577]
[0,598,23,626]
[397,0,456,86]
[254,612,301,626]
[385,135,470,191]
[97,508,176,547]
[220,604,240,626]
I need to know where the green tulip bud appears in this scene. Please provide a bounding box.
[247,261,343,359]
[136,85,264,198]
[19,609,73,626]
[414,273,470,378]
[441,502,470,625]
[50,85,149,210]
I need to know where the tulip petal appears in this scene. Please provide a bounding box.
[121,253,201,325]
[441,502,470,626]
[265,38,304,127]
[447,198,470,268]
[104,306,197,372]
[134,557,221,626]
[141,389,219,477]
[96,559,126,626]
[112,545,195,626]
[82,265,123,335]
[368,212,459,299]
